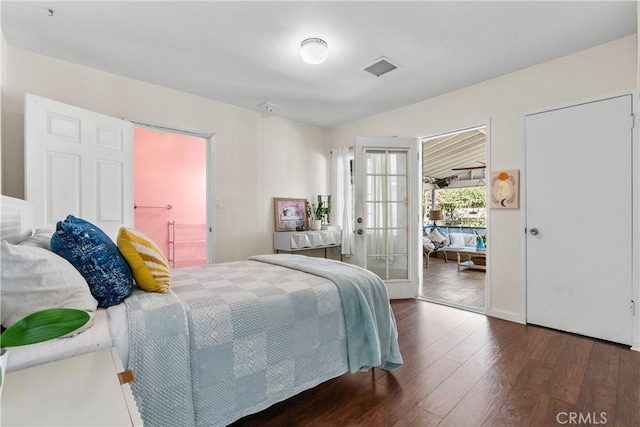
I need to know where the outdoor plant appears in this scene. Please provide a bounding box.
[432,187,486,226]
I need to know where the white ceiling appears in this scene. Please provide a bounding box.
[1,1,636,129]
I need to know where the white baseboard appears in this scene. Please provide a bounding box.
[486,309,526,324]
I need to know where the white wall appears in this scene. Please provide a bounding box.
[331,35,637,321]
[1,47,330,262]
[2,34,637,334]
[0,27,5,193]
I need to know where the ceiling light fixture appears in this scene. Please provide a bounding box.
[300,38,328,65]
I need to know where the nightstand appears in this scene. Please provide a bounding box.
[1,347,142,426]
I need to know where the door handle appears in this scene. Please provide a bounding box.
[357,217,363,223]
[529,228,539,236]
[357,229,363,235]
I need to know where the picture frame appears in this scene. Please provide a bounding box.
[274,198,308,231]
[490,169,519,209]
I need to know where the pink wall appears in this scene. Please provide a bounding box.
[134,128,207,267]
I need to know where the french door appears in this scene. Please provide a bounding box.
[354,136,421,299]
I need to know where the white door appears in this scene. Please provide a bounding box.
[354,136,421,299]
[25,94,134,241]
[525,94,633,345]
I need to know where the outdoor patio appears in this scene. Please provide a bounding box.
[421,253,486,311]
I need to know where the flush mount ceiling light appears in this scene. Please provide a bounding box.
[300,38,328,65]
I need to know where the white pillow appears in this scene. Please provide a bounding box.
[422,237,435,251]
[1,241,97,332]
[465,234,478,247]
[449,233,466,247]
[427,229,446,243]
[18,228,55,250]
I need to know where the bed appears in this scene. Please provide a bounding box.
[1,196,402,426]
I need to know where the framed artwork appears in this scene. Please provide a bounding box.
[274,198,308,231]
[490,169,519,209]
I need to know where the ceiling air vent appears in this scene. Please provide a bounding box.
[362,57,399,77]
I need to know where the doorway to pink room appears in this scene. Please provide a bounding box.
[134,127,208,268]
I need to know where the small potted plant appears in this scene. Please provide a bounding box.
[0,308,90,395]
[306,201,327,231]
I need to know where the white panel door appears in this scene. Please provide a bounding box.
[354,136,421,299]
[525,94,633,345]
[25,94,134,241]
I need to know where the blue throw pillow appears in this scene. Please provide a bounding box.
[51,215,133,308]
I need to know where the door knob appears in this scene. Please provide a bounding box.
[357,229,363,235]
[529,228,539,235]
[357,217,363,223]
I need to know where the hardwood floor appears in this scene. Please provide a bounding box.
[422,254,485,311]
[232,299,639,427]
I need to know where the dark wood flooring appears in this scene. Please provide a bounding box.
[233,299,639,427]
[422,253,486,311]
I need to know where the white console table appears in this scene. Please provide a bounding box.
[274,230,342,260]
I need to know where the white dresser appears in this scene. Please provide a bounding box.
[274,230,342,259]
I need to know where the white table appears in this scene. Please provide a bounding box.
[456,248,487,271]
[1,348,142,426]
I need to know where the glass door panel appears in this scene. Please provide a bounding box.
[355,137,420,298]
[362,149,408,281]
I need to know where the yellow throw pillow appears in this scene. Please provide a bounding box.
[117,227,170,293]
